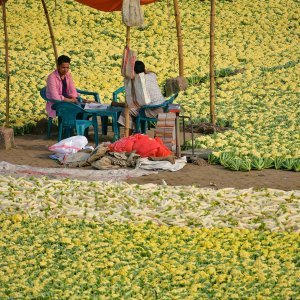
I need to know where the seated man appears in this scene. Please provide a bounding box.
[45,55,79,119]
[112,60,165,133]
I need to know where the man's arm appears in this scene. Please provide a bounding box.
[111,101,126,107]
[63,97,78,103]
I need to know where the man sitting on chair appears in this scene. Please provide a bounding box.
[45,55,80,119]
[112,60,165,134]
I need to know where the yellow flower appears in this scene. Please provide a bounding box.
[61,237,72,244]
[206,266,216,275]
[11,214,23,223]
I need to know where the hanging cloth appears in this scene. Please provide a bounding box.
[122,0,144,27]
[121,46,137,79]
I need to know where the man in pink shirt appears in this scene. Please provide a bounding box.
[45,55,79,118]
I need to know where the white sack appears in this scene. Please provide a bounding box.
[48,136,88,155]
[136,156,187,172]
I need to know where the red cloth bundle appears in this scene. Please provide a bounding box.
[108,134,172,157]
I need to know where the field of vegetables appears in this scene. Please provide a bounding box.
[0,175,300,298]
[0,0,299,171]
[0,1,299,297]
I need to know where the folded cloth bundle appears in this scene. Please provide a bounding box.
[91,151,140,170]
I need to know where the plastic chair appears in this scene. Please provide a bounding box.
[75,88,108,138]
[112,86,125,103]
[76,120,94,136]
[76,88,100,103]
[112,86,179,134]
[52,101,99,145]
[109,86,126,136]
[39,86,102,138]
[39,87,59,138]
[135,93,179,133]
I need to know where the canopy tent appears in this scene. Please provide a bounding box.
[74,0,158,12]
[1,0,158,8]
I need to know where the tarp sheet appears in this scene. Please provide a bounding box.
[0,161,156,182]
[74,0,158,12]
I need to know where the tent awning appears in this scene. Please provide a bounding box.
[74,0,158,12]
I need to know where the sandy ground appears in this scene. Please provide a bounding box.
[0,132,299,191]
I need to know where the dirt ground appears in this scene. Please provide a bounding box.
[0,132,299,191]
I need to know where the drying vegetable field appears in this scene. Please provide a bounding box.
[0,0,299,170]
[0,0,299,298]
[0,175,300,298]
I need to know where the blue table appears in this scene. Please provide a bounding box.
[84,106,124,142]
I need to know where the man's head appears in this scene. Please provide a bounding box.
[57,55,71,77]
[134,61,145,74]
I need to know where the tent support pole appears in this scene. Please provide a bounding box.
[124,25,131,137]
[173,0,184,77]
[2,0,10,127]
[126,25,130,46]
[209,0,216,125]
[41,0,58,63]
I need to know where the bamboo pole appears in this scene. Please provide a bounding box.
[41,0,58,63]
[124,26,131,137]
[126,25,131,46]
[209,0,216,125]
[2,0,9,127]
[173,0,184,77]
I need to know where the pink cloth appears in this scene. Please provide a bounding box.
[45,70,78,118]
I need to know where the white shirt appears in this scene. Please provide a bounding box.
[144,72,165,105]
